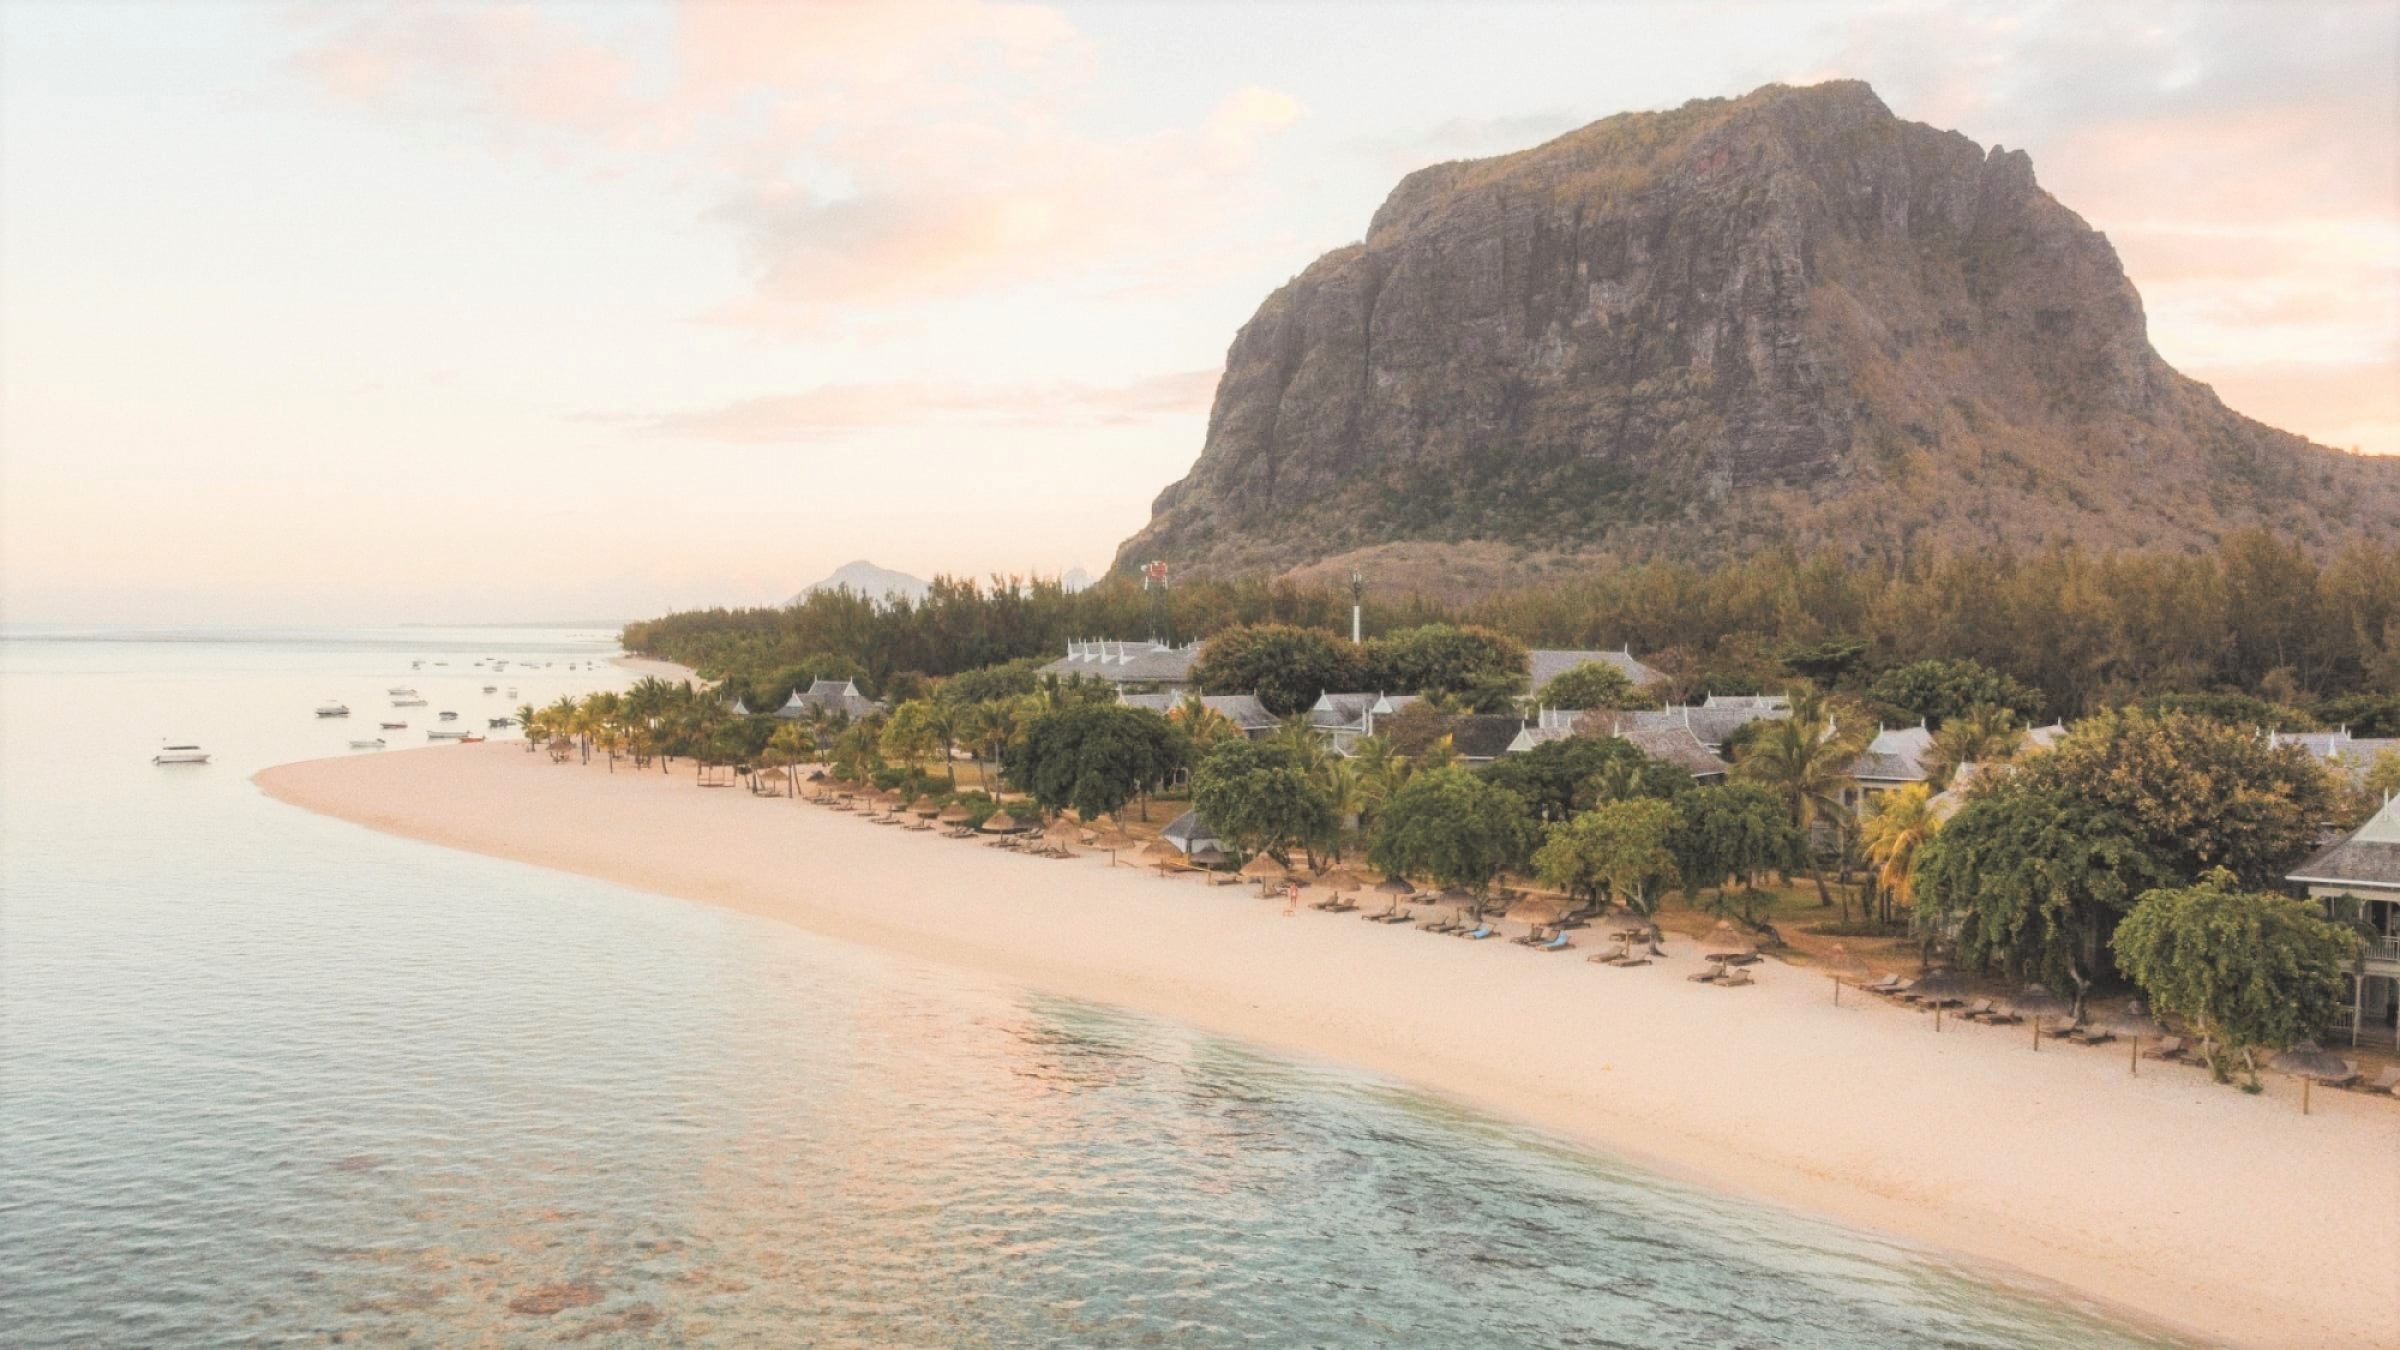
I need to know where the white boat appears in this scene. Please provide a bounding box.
[152,743,210,765]
[438,710,459,722]
[505,687,518,698]
[392,697,427,707]
[348,738,386,750]
[315,701,350,718]
[387,686,418,697]
[427,728,470,741]
[410,660,423,670]
[380,721,408,730]
[481,685,497,694]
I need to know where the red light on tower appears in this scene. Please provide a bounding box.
[1144,560,1170,589]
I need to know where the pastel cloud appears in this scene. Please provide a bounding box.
[624,369,1219,444]
[1787,0,2398,454]
[293,2,1301,324]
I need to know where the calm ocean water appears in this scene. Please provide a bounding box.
[0,628,2183,1347]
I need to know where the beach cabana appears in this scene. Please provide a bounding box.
[1700,921,1756,965]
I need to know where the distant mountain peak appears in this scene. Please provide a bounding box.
[787,560,929,607]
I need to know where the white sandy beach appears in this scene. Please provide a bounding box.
[258,745,2400,1349]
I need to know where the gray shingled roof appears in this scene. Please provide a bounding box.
[1528,648,1664,693]
[2290,798,2400,890]
[1160,809,1223,853]
[1619,726,1732,779]
[1118,692,1278,734]
[1308,692,1377,729]
[775,678,882,721]
[1850,724,1936,783]
[1036,639,1201,684]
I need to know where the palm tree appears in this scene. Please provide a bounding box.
[1925,704,2021,790]
[767,720,815,799]
[514,703,540,752]
[1349,734,1409,813]
[1734,697,1864,907]
[1169,692,1238,755]
[1271,713,1327,774]
[543,695,582,764]
[1859,783,1940,939]
[1315,757,1367,852]
[923,700,962,786]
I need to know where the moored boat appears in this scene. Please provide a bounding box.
[387,686,417,697]
[487,717,513,729]
[438,710,459,722]
[427,729,469,741]
[481,685,497,694]
[459,733,486,743]
[152,743,210,765]
[314,701,350,718]
[348,738,386,750]
[392,697,427,707]
[380,721,408,730]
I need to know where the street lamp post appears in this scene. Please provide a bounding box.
[1349,568,1364,645]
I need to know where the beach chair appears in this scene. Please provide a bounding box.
[2322,1062,2362,1090]
[1718,967,1754,987]
[1587,949,1627,966]
[1360,903,1395,922]
[1535,931,1572,952]
[1981,1006,2023,1025]
[2067,1025,2116,1046]
[1686,966,1721,983]
[1862,975,1903,995]
[1375,908,1415,925]
[1418,915,1460,934]
[1878,979,1916,1000]
[1614,956,1653,967]
[1957,999,1998,1022]
[1459,925,1496,940]
[2360,1067,2400,1095]
[2142,1036,2188,1061]
[1510,926,1553,947]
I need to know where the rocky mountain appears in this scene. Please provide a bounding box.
[787,560,930,607]
[1116,81,2400,592]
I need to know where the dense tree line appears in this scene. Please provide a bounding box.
[623,535,2400,725]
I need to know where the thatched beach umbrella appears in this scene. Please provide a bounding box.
[2270,1040,2357,1115]
[1701,921,1755,964]
[938,802,971,825]
[1090,824,1137,866]
[1240,853,1288,883]
[980,810,1021,833]
[1318,867,1365,894]
[1373,875,1416,897]
[2010,985,2074,1050]
[910,795,940,817]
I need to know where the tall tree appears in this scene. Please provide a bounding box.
[1190,740,1336,866]
[1536,797,1682,945]
[1008,703,1183,824]
[2113,871,2355,1084]
[1369,767,1535,893]
[1190,624,1364,716]
[1858,783,1939,931]
[1733,698,1864,906]
[1666,784,1800,911]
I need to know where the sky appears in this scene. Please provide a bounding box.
[2,0,2394,625]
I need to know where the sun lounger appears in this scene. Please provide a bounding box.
[1686,967,1721,983]
[1587,950,1626,965]
[1511,927,1553,947]
[1418,916,1460,934]
[1958,999,1998,1021]
[1322,899,1356,913]
[1878,979,1916,1000]
[2319,1064,2363,1090]
[1535,931,1572,952]
[1718,967,1754,987]
[1459,925,1496,940]
[1981,1007,2023,1025]
[1614,956,1653,967]
[2358,1067,2400,1095]
[1361,905,1396,921]
[1374,908,1415,924]
[2067,1025,2115,1046]
[2142,1036,2188,1061]
[1862,975,1903,995]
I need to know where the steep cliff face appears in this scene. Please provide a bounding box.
[1117,81,2398,587]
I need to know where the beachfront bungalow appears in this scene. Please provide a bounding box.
[1037,639,1203,694]
[1844,723,1936,815]
[2286,795,2400,1046]
[1117,691,1279,739]
[1305,692,1425,754]
[1528,648,1665,697]
[774,678,882,722]
[1158,808,1225,857]
[1512,701,1786,756]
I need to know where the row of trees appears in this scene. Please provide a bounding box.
[622,534,2400,724]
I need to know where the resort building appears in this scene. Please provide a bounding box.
[2287,795,2400,1046]
[1442,714,1527,764]
[774,678,882,722]
[1117,691,1279,738]
[2268,727,2400,783]
[1037,639,1203,694]
[1844,723,1936,813]
[1528,648,1665,697]
[1307,692,1422,755]
[1507,708,1731,779]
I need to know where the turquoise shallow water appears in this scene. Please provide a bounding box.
[0,629,2185,1346]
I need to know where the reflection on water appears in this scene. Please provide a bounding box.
[0,631,2182,1346]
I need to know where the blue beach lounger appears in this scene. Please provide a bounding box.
[1538,931,1571,952]
[1460,925,1496,940]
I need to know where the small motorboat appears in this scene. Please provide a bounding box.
[459,733,486,744]
[348,738,386,751]
[505,687,518,698]
[380,721,408,730]
[481,685,497,694]
[315,701,350,718]
[387,686,418,697]
[487,717,513,729]
[153,743,210,765]
[410,660,424,670]
[427,729,469,741]
[438,710,459,722]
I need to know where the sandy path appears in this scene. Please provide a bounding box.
[258,745,2400,1349]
